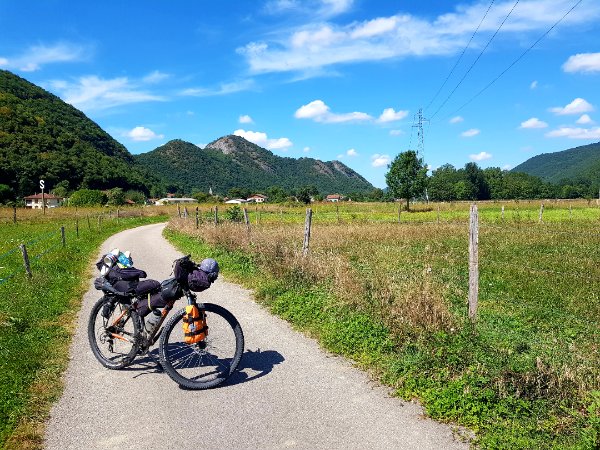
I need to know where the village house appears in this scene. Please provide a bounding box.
[154,197,196,205]
[246,194,268,203]
[24,193,63,209]
[326,194,342,202]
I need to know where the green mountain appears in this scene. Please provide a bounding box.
[134,136,375,195]
[511,141,600,185]
[0,70,155,197]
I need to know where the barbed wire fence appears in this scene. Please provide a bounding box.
[0,208,150,287]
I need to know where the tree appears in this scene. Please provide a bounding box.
[0,184,14,204]
[428,164,459,202]
[385,150,428,211]
[69,189,107,206]
[106,187,126,206]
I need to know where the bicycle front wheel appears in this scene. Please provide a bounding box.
[88,296,141,369]
[159,303,244,390]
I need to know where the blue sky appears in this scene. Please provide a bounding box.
[1,0,600,189]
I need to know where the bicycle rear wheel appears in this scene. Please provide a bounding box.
[159,303,244,390]
[88,296,141,369]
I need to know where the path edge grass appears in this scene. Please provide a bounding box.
[1,217,167,450]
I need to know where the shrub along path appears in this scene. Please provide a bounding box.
[44,222,467,449]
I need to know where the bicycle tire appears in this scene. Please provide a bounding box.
[87,296,141,369]
[159,303,244,390]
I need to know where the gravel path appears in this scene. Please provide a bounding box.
[45,223,468,450]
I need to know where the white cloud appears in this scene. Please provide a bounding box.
[389,129,404,136]
[461,128,480,137]
[550,98,594,115]
[0,43,85,72]
[519,117,548,129]
[239,114,254,124]
[530,80,538,89]
[576,114,593,125]
[180,79,254,97]
[377,107,408,123]
[337,153,344,159]
[502,164,512,170]
[563,52,600,74]
[371,153,390,167]
[48,76,165,112]
[233,129,293,150]
[239,1,600,75]
[470,151,492,161]
[142,70,170,84]
[294,99,372,123]
[546,127,600,139]
[303,146,311,153]
[449,116,464,124]
[351,17,397,38]
[125,126,164,142]
[346,148,358,157]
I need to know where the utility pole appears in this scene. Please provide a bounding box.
[411,108,430,202]
[411,108,429,157]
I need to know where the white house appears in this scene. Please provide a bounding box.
[247,194,268,203]
[326,194,342,202]
[24,193,63,209]
[225,199,247,204]
[155,197,196,205]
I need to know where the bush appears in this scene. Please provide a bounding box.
[69,189,107,206]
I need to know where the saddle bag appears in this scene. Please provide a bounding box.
[182,304,208,344]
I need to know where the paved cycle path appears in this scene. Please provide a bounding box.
[45,223,468,450]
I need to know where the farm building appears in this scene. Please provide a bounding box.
[24,193,63,209]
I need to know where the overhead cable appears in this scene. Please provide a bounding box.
[425,0,496,112]
[430,0,521,120]
[442,0,585,120]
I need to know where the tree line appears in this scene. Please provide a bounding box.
[385,151,600,210]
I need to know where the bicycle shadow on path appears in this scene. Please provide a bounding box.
[224,348,284,386]
[113,348,285,386]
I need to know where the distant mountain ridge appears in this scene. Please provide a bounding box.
[511,142,600,184]
[0,70,156,196]
[134,136,375,195]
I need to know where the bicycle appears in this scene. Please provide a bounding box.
[87,255,244,390]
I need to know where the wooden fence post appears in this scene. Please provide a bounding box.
[61,226,66,247]
[243,208,251,233]
[437,205,440,224]
[336,204,340,223]
[195,207,199,229]
[87,215,91,230]
[117,208,120,220]
[468,204,479,322]
[569,204,572,220]
[20,244,32,278]
[76,218,79,238]
[302,208,313,257]
[214,206,218,226]
[538,203,544,223]
[397,204,401,223]
[13,205,16,224]
[501,205,505,221]
[184,207,188,219]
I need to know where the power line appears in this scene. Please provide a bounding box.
[441,0,585,120]
[429,0,520,121]
[425,0,496,113]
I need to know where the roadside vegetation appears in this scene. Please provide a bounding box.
[0,206,170,449]
[166,200,600,449]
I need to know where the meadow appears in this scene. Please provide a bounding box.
[0,206,170,449]
[166,200,600,449]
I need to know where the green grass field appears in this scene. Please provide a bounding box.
[0,206,169,449]
[166,200,600,449]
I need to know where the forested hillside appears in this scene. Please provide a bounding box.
[0,70,157,197]
[512,142,600,185]
[135,136,374,195]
